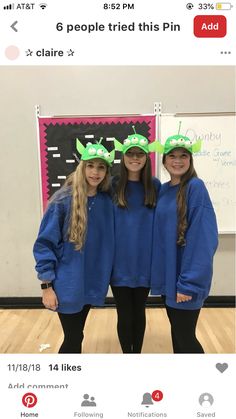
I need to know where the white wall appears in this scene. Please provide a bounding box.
[0,66,235,297]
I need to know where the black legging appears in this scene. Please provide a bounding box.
[57,305,91,353]
[165,304,204,353]
[111,286,150,353]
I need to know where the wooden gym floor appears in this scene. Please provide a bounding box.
[0,307,235,354]
[0,308,235,354]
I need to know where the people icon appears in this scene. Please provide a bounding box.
[199,393,214,407]
[81,394,97,407]
[141,392,153,407]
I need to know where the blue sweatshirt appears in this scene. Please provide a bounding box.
[111,177,161,288]
[151,177,218,309]
[33,191,114,314]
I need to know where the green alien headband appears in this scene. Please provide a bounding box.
[114,126,161,155]
[157,122,202,155]
[76,138,115,167]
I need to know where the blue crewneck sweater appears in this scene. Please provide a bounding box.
[33,191,114,314]
[150,177,218,309]
[111,177,161,288]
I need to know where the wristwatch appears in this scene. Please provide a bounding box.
[41,282,53,290]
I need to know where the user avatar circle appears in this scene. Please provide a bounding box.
[5,45,20,60]
[199,393,214,407]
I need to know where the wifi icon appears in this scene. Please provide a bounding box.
[39,3,47,9]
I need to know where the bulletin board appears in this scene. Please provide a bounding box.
[159,114,236,233]
[37,114,156,211]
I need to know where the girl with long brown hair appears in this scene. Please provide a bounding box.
[111,128,161,353]
[151,130,218,353]
[33,140,115,353]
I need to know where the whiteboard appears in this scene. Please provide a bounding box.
[159,114,236,233]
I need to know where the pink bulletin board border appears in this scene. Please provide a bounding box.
[38,115,156,211]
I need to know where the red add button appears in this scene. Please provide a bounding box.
[194,15,227,38]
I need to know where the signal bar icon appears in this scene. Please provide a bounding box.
[3,3,14,9]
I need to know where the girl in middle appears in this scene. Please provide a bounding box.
[111,127,161,353]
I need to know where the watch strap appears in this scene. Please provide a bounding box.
[41,282,53,290]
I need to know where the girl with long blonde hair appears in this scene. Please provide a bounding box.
[33,140,115,353]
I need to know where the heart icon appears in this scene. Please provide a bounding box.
[215,363,228,373]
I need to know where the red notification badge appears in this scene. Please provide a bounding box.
[152,389,163,402]
[194,15,227,37]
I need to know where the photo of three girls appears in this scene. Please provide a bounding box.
[33,126,218,354]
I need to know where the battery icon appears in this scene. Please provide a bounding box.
[216,2,233,9]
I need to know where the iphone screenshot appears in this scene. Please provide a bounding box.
[0,1,235,418]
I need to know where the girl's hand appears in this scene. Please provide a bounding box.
[176,292,192,303]
[42,288,58,311]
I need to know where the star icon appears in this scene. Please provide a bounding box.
[25,49,33,57]
[67,49,75,57]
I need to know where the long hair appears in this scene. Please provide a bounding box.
[162,152,198,246]
[50,160,110,250]
[115,154,157,208]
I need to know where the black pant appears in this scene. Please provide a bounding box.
[165,304,204,354]
[57,305,91,353]
[111,286,150,353]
